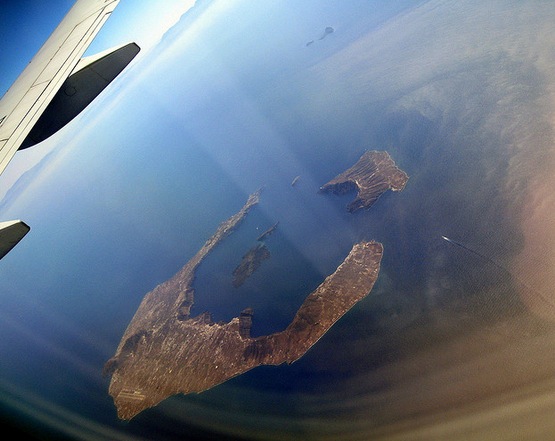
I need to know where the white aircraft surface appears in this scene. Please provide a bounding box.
[0,0,139,259]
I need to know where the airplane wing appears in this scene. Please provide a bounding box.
[0,0,122,173]
[0,0,139,259]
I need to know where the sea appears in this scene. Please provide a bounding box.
[0,1,552,440]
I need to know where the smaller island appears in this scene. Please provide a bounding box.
[319,26,334,40]
[319,150,408,212]
[306,26,334,46]
[257,222,279,242]
[232,243,271,288]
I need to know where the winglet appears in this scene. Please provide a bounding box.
[20,42,141,149]
[0,220,30,260]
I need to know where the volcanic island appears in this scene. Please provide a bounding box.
[320,150,409,212]
[105,151,408,420]
[232,243,271,288]
[232,222,279,287]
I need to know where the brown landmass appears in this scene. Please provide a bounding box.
[232,243,271,288]
[320,150,409,212]
[104,190,383,420]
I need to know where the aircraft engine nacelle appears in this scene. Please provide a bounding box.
[19,42,140,150]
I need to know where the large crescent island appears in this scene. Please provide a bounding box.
[105,151,408,421]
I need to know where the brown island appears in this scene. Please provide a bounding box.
[320,150,408,212]
[232,243,271,288]
[233,222,279,287]
[256,221,279,242]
